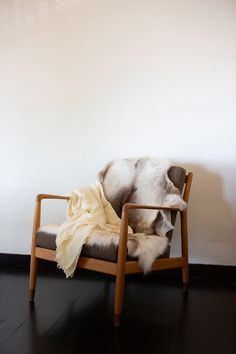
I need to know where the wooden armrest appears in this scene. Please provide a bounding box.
[32,194,70,241]
[118,203,184,254]
[36,194,70,202]
[122,203,180,213]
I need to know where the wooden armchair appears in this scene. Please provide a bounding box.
[29,166,192,327]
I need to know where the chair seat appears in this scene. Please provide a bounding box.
[37,230,170,262]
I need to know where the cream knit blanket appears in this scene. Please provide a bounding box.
[55,182,131,277]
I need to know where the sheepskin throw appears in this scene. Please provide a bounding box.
[52,158,186,278]
[99,157,186,236]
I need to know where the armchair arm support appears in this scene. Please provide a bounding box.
[116,202,189,281]
[31,194,70,251]
[29,193,70,298]
[117,203,185,269]
[122,203,180,213]
[36,194,70,202]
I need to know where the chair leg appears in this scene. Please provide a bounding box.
[29,254,38,302]
[114,271,126,327]
[182,265,189,292]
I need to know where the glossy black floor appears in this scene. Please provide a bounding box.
[1,263,236,354]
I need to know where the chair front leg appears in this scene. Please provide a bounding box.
[29,198,41,301]
[114,263,126,327]
[29,256,38,301]
[114,206,129,327]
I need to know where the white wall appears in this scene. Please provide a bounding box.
[1,0,236,265]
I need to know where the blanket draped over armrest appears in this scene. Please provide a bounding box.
[51,158,186,278]
[55,181,132,277]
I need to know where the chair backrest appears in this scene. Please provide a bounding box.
[168,166,186,193]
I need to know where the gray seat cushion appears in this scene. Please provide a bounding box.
[37,230,118,261]
[36,165,185,262]
[36,230,170,262]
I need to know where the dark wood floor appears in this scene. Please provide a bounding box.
[0,262,236,354]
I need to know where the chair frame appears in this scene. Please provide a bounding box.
[29,172,193,327]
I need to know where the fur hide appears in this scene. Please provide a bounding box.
[99,157,186,236]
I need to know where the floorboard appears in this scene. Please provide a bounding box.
[0,265,235,354]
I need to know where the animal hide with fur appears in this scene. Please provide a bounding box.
[99,157,186,236]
